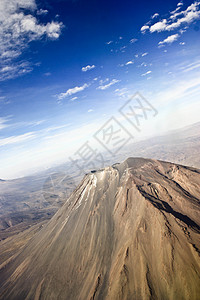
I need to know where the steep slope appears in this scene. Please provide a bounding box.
[0,158,200,300]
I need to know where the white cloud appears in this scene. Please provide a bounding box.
[141,25,149,32]
[179,41,185,45]
[125,60,134,65]
[37,9,48,15]
[1,50,22,59]
[0,0,63,80]
[70,96,78,101]
[81,65,95,72]
[97,79,120,90]
[57,83,89,100]
[143,1,200,34]
[142,52,148,57]
[152,13,159,19]
[88,109,93,113]
[150,19,168,32]
[170,5,182,16]
[0,66,14,73]
[158,34,179,45]
[141,70,152,76]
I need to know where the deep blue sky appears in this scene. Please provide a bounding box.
[0,0,200,178]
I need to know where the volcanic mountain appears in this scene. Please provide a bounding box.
[0,158,200,300]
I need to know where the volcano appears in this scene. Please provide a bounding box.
[0,158,200,300]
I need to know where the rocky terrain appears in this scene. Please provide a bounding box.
[0,158,200,300]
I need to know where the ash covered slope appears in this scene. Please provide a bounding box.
[0,158,200,300]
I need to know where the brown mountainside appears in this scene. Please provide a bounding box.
[0,158,200,300]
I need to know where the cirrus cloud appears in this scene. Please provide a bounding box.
[97,79,120,90]
[0,132,36,147]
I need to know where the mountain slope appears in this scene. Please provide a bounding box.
[0,158,200,300]
[1,121,200,241]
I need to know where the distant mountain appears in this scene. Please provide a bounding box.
[119,121,200,169]
[0,172,80,240]
[0,158,200,300]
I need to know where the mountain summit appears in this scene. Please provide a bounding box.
[0,158,200,300]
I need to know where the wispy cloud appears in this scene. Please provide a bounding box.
[158,33,180,45]
[0,62,33,81]
[99,78,109,85]
[180,60,200,72]
[44,72,51,76]
[57,83,89,100]
[97,79,120,90]
[115,88,129,98]
[106,41,113,45]
[12,119,45,129]
[0,116,11,130]
[70,96,78,101]
[0,0,63,81]
[141,70,152,76]
[130,38,138,43]
[82,65,95,72]
[0,132,36,147]
[142,52,148,57]
[0,96,10,105]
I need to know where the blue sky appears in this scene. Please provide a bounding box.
[0,0,200,179]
